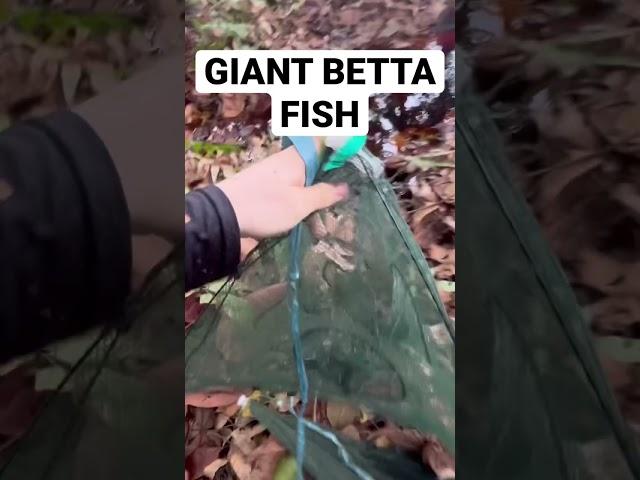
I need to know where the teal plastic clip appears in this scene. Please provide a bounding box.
[322,136,367,172]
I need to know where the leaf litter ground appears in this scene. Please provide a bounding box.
[461,0,640,455]
[184,0,455,479]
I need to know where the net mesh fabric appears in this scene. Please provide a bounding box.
[0,149,455,480]
[456,50,640,480]
[0,255,184,480]
[185,150,456,456]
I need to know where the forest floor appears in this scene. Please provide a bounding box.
[462,0,640,444]
[184,0,455,479]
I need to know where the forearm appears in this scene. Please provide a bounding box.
[73,54,185,241]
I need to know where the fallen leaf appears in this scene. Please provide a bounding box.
[576,249,624,292]
[427,244,454,264]
[374,435,392,448]
[538,154,601,206]
[230,447,252,480]
[412,204,440,226]
[203,458,228,479]
[231,423,266,456]
[340,424,361,441]
[422,438,455,480]
[221,93,247,118]
[224,402,242,417]
[185,294,205,329]
[185,103,203,127]
[339,8,363,26]
[185,391,241,409]
[186,447,221,480]
[368,425,424,452]
[249,436,287,480]
[326,401,360,430]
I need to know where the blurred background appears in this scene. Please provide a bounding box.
[459,0,640,436]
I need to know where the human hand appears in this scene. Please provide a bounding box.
[216,139,349,239]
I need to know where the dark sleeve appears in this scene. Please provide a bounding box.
[0,111,131,362]
[185,185,240,291]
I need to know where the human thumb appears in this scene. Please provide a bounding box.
[298,182,349,217]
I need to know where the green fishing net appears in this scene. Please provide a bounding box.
[456,50,640,480]
[0,254,185,480]
[185,147,456,477]
[0,145,453,480]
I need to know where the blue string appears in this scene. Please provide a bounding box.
[299,418,374,480]
[285,138,369,480]
[284,136,317,480]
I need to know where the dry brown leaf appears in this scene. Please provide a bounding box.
[187,447,221,480]
[589,297,640,334]
[248,437,287,480]
[410,178,438,202]
[533,98,598,149]
[368,425,424,452]
[412,204,440,227]
[422,438,455,480]
[185,103,203,126]
[374,435,392,448]
[221,93,247,118]
[249,436,286,461]
[203,458,228,479]
[427,244,454,264]
[590,99,640,155]
[538,154,600,206]
[231,423,267,456]
[434,181,455,204]
[230,447,252,480]
[576,250,640,298]
[214,412,230,430]
[340,424,361,441]
[185,392,240,409]
[576,249,624,292]
[339,8,363,26]
[326,401,360,430]
[224,402,242,417]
